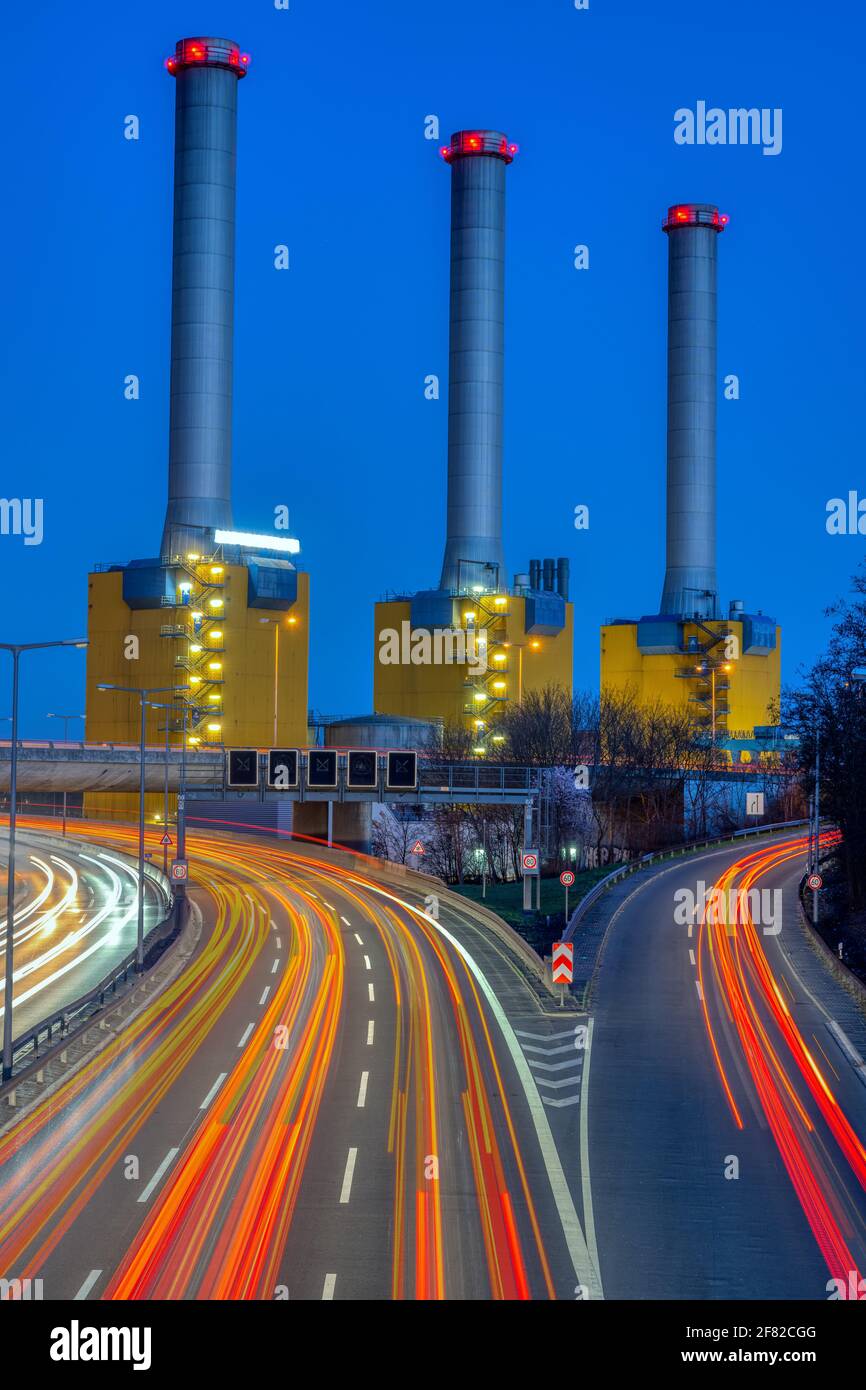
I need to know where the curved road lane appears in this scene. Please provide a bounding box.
[589,833,866,1300]
[0,821,599,1301]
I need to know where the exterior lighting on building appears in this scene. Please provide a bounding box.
[213,528,300,554]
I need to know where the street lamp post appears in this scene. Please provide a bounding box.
[46,712,85,835]
[1,639,88,1081]
[97,683,183,972]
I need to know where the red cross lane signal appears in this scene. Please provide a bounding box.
[552,940,574,984]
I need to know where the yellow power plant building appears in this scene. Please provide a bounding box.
[601,611,781,743]
[85,548,309,822]
[374,580,574,740]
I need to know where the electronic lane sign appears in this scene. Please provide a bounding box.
[227,749,259,789]
[307,749,338,789]
[268,749,299,789]
[386,750,417,790]
[347,750,378,790]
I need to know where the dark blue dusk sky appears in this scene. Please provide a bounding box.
[1,0,863,734]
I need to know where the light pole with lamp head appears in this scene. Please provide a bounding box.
[45,712,86,835]
[97,683,184,972]
[1,639,88,1081]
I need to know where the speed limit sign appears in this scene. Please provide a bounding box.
[560,870,576,887]
[807,873,823,891]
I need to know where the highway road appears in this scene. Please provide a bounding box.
[0,820,601,1301]
[0,828,165,1042]
[589,833,866,1300]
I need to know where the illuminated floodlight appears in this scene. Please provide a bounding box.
[214,528,300,555]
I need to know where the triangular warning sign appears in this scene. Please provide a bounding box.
[411,840,425,855]
[160,833,173,846]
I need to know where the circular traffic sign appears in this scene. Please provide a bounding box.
[560,870,576,887]
[808,873,823,890]
[522,853,538,871]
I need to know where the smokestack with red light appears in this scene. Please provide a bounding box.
[438,131,517,594]
[659,202,728,619]
[160,37,250,559]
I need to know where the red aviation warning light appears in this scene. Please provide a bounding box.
[441,130,518,164]
[663,203,729,233]
[165,38,250,78]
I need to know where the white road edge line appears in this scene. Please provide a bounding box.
[357,1071,369,1107]
[138,1147,180,1204]
[74,1269,102,1301]
[322,1273,337,1300]
[200,1072,228,1110]
[339,1147,358,1203]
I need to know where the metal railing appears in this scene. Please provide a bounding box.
[563,818,812,943]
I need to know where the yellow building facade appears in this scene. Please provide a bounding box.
[600,615,781,741]
[374,591,573,742]
[85,551,309,822]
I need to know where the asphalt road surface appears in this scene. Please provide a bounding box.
[589,833,866,1300]
[0,828,164,1041]
[0,820,599,1301]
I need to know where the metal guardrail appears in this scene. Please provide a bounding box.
[3,855,175,1085]
[562,819,813,943]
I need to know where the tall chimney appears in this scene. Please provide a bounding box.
[160,38,249,559]
[659,203,727,620]
[438,131,516,594]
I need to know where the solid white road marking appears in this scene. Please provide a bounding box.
[357,1071,369,1107]
[238,1022,254,1048]
[339,1148,358,1203]
[74,1269,102,1300]
[368,983,375,1003]
[363,955,371,970]
[322,1273,337,1300]
[366,1020,375,1045]
[138,1147,180,1204]
[200,1072,228,1110]
[259,986,270,1006]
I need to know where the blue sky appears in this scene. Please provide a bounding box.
[1,0,862,732]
